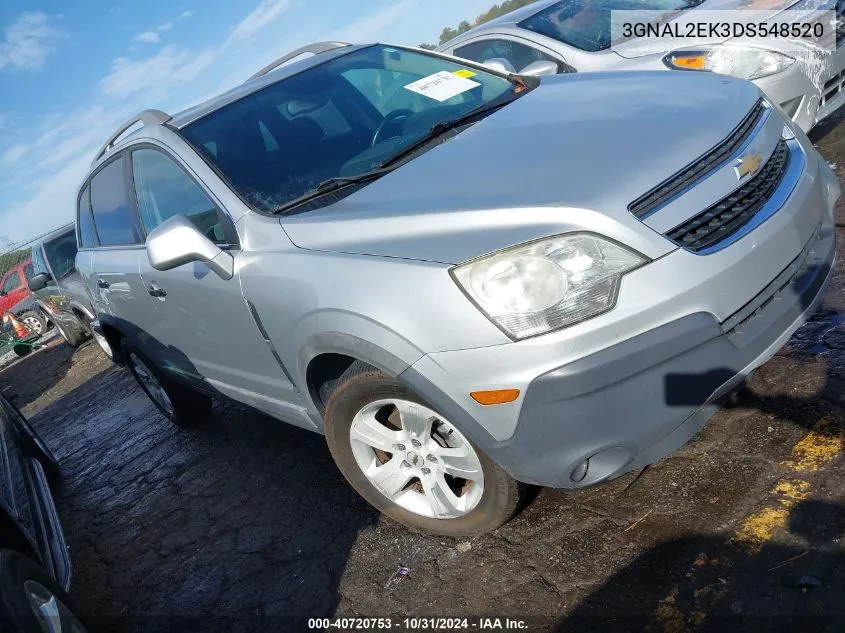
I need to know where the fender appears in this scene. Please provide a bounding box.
[292,312,427,426]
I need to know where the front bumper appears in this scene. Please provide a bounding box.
[754,43,845,131]
[401,134,839,488]
[405,225,835,487]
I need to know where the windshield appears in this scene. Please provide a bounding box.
[180,45,519,214]
[43,230,78,280]
[519,0,705,52]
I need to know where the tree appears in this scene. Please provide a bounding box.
[420,0,540,49]
[438,26,459,44]
[420,0,535,51]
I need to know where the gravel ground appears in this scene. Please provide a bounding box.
[0,115,843,632]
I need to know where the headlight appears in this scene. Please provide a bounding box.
[663,46,794,80]
[451,234,647,340]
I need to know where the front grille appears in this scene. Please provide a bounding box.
[666,139,790,252]
[823,67,845,107]
[629,100,767,219]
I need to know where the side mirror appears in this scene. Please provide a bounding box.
[28,272,52,292]
[482,57,517,74]
[520,60,559,77]
[146,214,234,280]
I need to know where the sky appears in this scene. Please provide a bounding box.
[0,0,497,246]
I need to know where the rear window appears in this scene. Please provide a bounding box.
[519,0,703,52]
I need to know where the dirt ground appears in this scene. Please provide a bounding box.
[0,115,844,632]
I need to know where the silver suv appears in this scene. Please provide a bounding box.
[77,42,839,535]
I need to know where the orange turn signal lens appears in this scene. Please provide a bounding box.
[470,389,520,405]
[668,54,706,70]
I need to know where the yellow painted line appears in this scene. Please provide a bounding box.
[780,417,842,472]
[730,479,810,553]
[643,418,840,625]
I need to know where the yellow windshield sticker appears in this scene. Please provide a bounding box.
[452,69,476,78]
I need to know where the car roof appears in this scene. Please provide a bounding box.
[88,43,373,172]
[167,43,372,128]
[437,0,559,48]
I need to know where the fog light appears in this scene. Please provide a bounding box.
[571,459,589,482]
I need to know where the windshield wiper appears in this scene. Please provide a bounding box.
[378,94,520,169]
[270,167,395,215]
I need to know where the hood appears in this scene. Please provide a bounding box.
[281,71,761,264]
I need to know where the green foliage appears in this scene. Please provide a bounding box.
[418,43,437,50]
[0,248,30,276]
[424,0,540,47]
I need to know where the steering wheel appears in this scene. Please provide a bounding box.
[371,109,414,147]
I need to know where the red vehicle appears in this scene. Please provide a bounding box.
[0,260,33,314]
[0,259,47,337]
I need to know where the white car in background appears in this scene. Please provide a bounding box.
[437,0,845,132]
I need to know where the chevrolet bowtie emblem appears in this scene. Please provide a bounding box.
[733,151,762,180]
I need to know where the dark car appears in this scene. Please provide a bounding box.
[0,391,86,631]
[26,225,113,360]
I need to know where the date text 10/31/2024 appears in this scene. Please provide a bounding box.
[308,617,529,630]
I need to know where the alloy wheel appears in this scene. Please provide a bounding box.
[90,327,112,358]
[129,353,175,416]
[349,398,484,519]
[21,316,43,335]
[25,580,86,633]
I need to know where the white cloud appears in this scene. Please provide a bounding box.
[229,0,292,43]
[156,21,174,32]
[326,0,420,42]
[0,12,60,71]
[180,10,193,20]
[99,45,219,98]
[133,31,160,44]
[1,145,27,165]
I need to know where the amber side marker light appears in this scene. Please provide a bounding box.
[666,53,706,70]
[470,389,520,405]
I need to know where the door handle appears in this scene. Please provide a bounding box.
[97,279,110,289]
[147,286,166,298]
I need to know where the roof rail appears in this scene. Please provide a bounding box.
[91,109,171,166]
[247,41,351,82]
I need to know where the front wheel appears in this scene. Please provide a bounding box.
[122,341,211,428]
[53,319,87,349]
[323,362,527,536]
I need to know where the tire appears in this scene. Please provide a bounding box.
[323,361,527,536]
[12,345,31,358]
[122,340,212,428]
[16,312,45,338]
[0,550,87,633]
[54,319,87,348]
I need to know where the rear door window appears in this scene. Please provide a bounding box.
[130,148,228,245]
[77,185,97,248]
[89,157,143,247]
